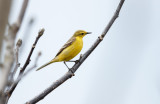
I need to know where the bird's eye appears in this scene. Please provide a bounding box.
[81,33,84,35]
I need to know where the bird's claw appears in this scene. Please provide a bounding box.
[74,60,79,64]
[73,54,83,63]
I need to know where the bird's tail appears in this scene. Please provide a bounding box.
[36,59,57,71]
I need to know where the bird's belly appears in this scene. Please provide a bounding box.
[58,38,83,61]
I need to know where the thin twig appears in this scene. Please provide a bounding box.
[20,29,44,75]
[11,39,22,81]
[4,52,41,104]
[6,28,44,99]
[23,52,41,78]
[6,39,22,91]
[26,0,125,103]
[10,52,41,87]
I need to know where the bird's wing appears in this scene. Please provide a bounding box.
[55,37,76,57]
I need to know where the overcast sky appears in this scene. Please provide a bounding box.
[8,0,160,104]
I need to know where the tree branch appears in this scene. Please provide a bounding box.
[0,0,29,103]
[7,28,45,99]
[0,0,29,91]
[26,0,125,103]
[20,28,44,75]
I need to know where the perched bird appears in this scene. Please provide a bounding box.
[36,30,91,71]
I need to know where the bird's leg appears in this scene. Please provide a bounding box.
[67,54,83,64]
[63,61,70,69]
[63,61,75,76]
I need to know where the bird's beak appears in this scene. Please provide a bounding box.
[86,32,92,34]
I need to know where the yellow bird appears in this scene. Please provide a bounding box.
[36,30,91,71]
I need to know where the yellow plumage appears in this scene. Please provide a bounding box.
[36,30,91,71]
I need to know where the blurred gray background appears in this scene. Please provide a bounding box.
[8,0,160,104]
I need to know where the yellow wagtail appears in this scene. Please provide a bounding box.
[36,30,91,71]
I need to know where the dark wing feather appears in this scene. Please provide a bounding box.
[55,37,76,56]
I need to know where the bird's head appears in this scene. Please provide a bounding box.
[73,30,91,38]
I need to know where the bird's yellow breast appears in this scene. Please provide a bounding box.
[57,37,83,61]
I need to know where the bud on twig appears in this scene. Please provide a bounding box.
[38,28,45,36]
[16,39,22,47]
